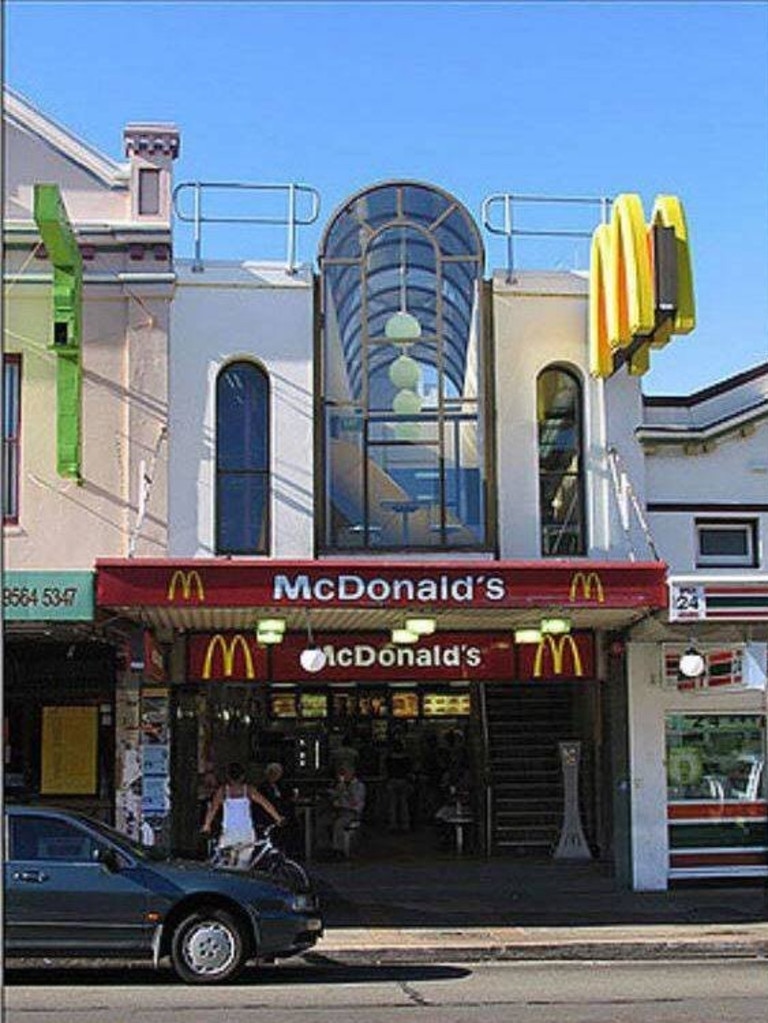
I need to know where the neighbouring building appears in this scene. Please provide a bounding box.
[2,88,178,835]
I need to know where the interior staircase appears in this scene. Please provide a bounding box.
[484,682,577,855]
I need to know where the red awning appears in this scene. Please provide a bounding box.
[96,558,666,634]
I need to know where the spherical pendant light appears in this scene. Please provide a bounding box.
[393,389,422,416]
[388,354,420,391]
[394,422,420,442]
[385,311,422,341]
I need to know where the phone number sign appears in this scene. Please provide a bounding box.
[3,571,94,621]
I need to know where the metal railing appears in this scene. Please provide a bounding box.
[481,193,612,281]
[172,181,321,273]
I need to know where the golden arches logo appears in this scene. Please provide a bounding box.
[533,634,584,678]
[569,571,604,604]
[167,570,205,603]
[590,193,695,379]
[202,634,255,679]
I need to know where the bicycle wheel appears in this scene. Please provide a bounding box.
[269,855,311,894]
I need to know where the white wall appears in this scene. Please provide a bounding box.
[646,422,768,573]
[169,261,314,558]
[492,270,644,560]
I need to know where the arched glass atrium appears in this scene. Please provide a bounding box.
[319,182,490,551]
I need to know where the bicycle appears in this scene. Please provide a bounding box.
[210,823,312,894]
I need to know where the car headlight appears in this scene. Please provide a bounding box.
[289,893,315,913]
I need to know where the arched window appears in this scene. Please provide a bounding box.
[319,181,490,551]
[215,361,270,554]
[537,366,586,556]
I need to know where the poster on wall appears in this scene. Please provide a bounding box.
[140,688,171,846]
[41,705,98,795]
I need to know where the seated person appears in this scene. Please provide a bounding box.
[316,763,366,858]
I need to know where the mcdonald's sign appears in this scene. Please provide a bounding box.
[590,193,695,379]
[517,632,595,680]
[166,569,205,603]
[187,632,263,681]
[569,570,605,604]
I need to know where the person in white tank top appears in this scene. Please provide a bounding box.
[202,762,283,867]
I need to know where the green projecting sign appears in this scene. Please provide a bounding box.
[3,571,94,621]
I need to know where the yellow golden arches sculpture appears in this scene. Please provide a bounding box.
[589,193,695,379]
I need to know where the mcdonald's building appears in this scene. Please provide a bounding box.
[93,177,765,894]
[7,93,766,895]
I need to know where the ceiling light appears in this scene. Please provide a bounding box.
[391,628,419,645]
[405,617,436,636]
[257,618,285,634]
[257,629,284,645]
[514,628,542,644]
[541,617,571,635]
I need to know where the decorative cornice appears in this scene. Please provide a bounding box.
[123,123,180,159]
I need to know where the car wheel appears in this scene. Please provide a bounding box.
[170,907,248,984]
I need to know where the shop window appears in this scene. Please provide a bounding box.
[319,182,490,551]
[537,365,586,556]
[215,361,270,554]
[3,354,21,523]
[696,519,757,568]
[666,714,766,803]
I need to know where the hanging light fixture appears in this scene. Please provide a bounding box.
[392,389,422,416]
[406,617,436,636]
[257,618,286,635]
[256,618,285,645]
[541,616,571,635]
[678,645,706,679]
[385,310,421,341]
[299,610,327,673]
[394,422,420,442]
[391,627,419,645]
[257,629,284,645]
[388,352,421,390]
[514,628,542,644]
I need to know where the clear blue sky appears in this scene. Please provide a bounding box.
[6,1,767,394]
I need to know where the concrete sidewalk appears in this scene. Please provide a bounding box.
[308,855,768,963]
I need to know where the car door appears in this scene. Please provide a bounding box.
[5,812,153,954]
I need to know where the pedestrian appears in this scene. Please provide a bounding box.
[202,762,283,868]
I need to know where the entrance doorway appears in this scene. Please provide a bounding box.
[171,681,478,858]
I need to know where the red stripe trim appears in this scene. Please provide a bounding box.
[670,852,768,867]
[668,802,768,820]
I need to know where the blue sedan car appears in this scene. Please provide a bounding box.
[4,805,322,983]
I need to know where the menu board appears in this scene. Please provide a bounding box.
[332,692,357,717]
[392,692,419,718]
[358,693,388,717]
[300,693,328,719]
[422,692,471,717]
[270,694,298,719]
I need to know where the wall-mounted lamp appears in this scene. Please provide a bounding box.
[405,617,436,636]
[514,628,542,644]
[392,628,419,645]
[678,646,706,679]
